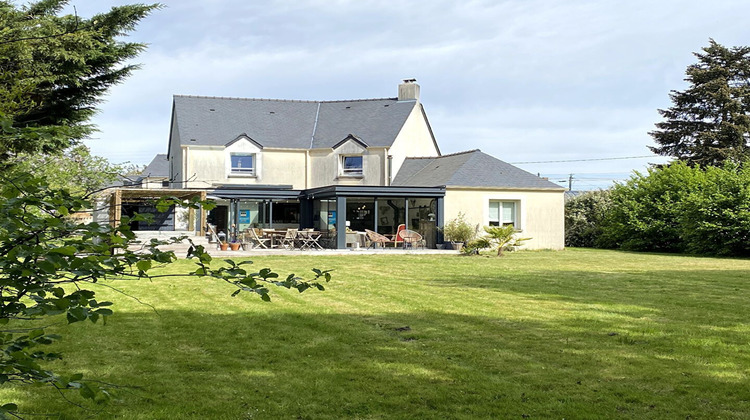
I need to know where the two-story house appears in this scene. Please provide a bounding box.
[129,80,564,249]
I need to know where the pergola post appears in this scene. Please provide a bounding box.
[199,191,207,236]
[110,189,122,228]
[336,196,346,249]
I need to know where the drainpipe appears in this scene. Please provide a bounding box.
[387,155,393,186]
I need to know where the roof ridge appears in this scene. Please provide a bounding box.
[320,97,397,103]
[173,94,398,104]
[404,149,480,160]
[174,94,318,103]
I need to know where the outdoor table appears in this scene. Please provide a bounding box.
[346,231,367,249]
[262,229,288,248]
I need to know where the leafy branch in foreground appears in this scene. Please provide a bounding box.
[0,174,331,415]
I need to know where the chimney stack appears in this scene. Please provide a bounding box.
[398,78,420,101]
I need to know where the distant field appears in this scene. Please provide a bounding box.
[2,249,749,419]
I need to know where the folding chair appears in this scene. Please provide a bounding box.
[280,228,298,249]
[250,228,270,249]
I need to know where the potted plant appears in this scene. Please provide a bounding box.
[229,240,241,251]
[441,212,477,250]
[219,240,229,251]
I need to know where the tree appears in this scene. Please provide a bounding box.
[564,190,613,247]
[0,175,331,412]
[0,2,331,415]
[10,144,133,194]
[650,39,750,166]
[0,0,158,160]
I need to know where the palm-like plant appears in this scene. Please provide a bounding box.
[465,225,530,256]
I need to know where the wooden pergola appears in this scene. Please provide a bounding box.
[107,188,208,236]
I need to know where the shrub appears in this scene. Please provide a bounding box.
[442,212,477,243]
[461,226,530,256]
[564,190,613,247]
[597,163,701,251]
[678,163,750,256]
[597,161,750,256]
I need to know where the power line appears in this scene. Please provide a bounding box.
[511,155,658,164]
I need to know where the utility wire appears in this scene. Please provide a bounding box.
[511,155,658,164]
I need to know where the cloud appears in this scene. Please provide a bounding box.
[76,0,750,189]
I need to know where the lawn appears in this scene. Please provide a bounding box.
[2,248,749,419]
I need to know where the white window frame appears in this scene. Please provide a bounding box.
[230,152,256,176]
[340,155,364,177]
[488,200,520,229]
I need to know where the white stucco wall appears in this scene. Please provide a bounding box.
[140,177,168,189]
[388,104,440,181]
[182,142,307,189]
[308,140,387,188]
[444,188,565,250]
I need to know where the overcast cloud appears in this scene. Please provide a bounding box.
[69,0,750,190]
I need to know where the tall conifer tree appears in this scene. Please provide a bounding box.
[650,39,750,166]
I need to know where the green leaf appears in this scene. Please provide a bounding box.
[37,260,57,274]
[67,307,88,324]
[50,246,77,256]
[28,329,44,340]
[79,383,95,400]
[136,260,152,272]
[0,403,18,412]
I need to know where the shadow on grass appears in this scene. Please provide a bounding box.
[425,267,749,312]
[14,306,750,420]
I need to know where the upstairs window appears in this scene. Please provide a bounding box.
[341,155,363,176]
[230,153,255,175]
[489,201,517,228]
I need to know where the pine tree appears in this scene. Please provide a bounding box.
[0,0,159,159]
[649,39,750,166]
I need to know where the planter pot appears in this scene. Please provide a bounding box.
[229,242,241,251]
[451,242,464,251]
[219,243,229,251]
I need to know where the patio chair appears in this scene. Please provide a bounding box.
[365,229,396,249]
[239,229,253,250]
[298,229,323,250]
[399,229,424,250]
[206,224,221,249]
[280,228,298,249]
[250,228,270,249]
[394,224,406,248]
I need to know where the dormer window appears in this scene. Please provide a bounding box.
[231,153,255,175]
[341,155,363,176]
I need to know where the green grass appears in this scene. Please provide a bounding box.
[3,248,750,419]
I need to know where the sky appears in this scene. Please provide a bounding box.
[67,0,750,190]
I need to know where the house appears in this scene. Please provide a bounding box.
[117,80,565,249]
[392,150,565,249]
[139,154,170,189]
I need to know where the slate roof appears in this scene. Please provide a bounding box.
[141,154,168,178]
[392,150,565,190]
[171,95,417,149]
